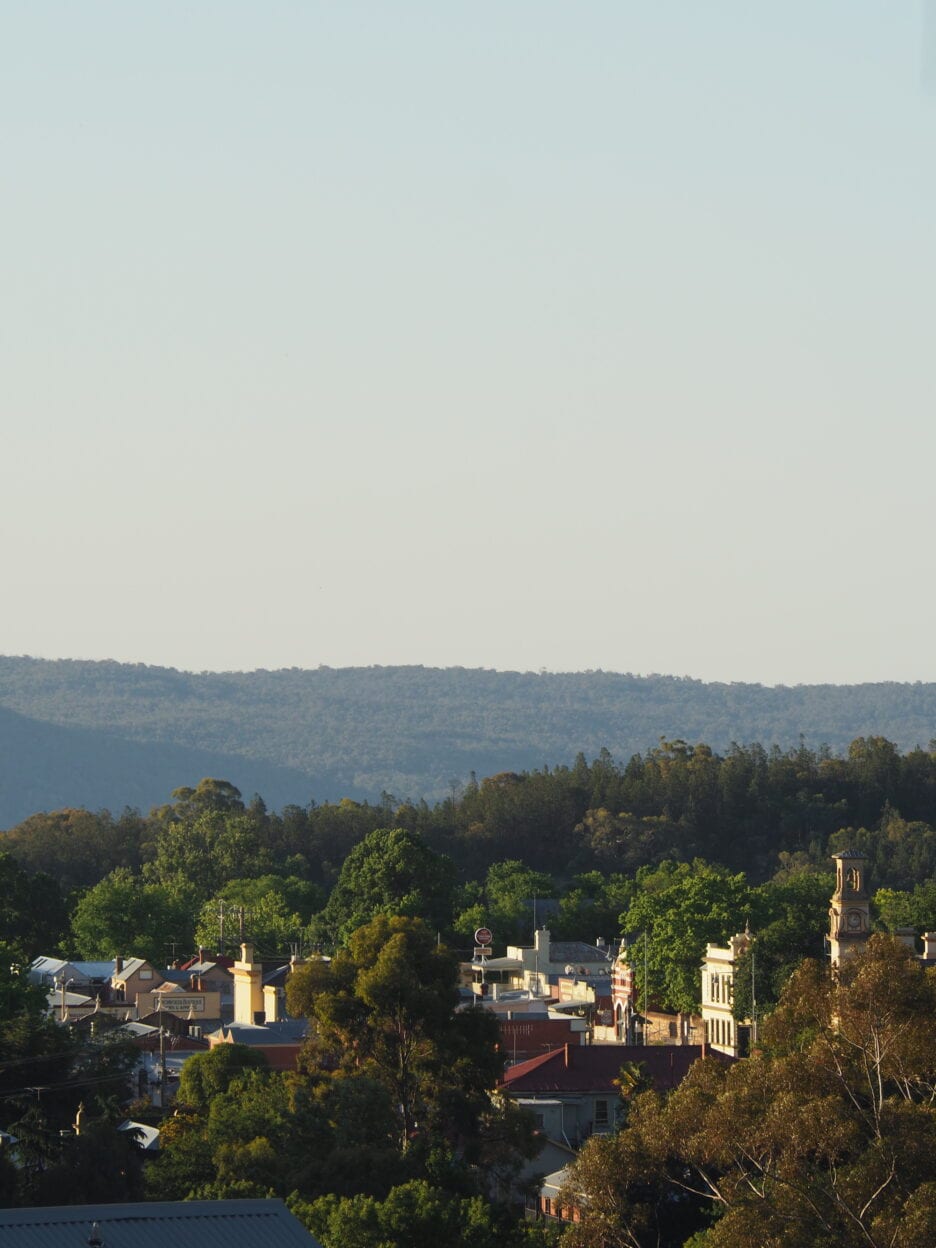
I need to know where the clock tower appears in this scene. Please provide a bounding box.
[829,849,870,968]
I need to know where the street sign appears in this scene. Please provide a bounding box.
[474,927,493,946]
[474,946,492,958]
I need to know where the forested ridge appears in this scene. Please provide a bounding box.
[2,655,936,827]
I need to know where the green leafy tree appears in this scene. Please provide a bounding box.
[453,860,557,948]
[317,828,456,946]
[553,871,636,943]
[293,915,463,1146]
[70,867,198,964]
[0,854,67,958]
[151,777,246,823]
[620,860,754,1012]
[875,878,936,934]
[177,1043,270,1113]
[289,915,518,1174]
[194,876,319,958]
[144,808,273,901]
[292,1177,553,1248]
[1,808,147,893]
[731,869,832,1020]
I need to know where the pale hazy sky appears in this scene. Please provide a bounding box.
[4,3,935,685]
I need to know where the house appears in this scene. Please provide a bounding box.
[700,930,752,1058]
[205,943,307,1069]
[45,986,96,1023]
[609,945,700,1045]
[528,1165,582,1225]
[500,1016,588,1064]
[111,956,164,1003]
[0,1199,320,1246]
[136,980,222,1024]
[178,953,236,1013]
[29,958,115,990]
[500,1042,710,1146]
[552,971,613,1029]
[472,928,614,999]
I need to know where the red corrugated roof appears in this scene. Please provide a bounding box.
[500,1043,717,1094]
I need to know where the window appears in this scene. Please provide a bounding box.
[595,1099,609,1126]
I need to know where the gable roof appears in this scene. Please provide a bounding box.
[30,958,115,984]
[501,1043,713,1095]
[547,941,613,966]
[0,1199,319,1246]
[117,1119,161,1152]
[212,1019,308,1046]
[185,960,233,977]
[115,957,157,980]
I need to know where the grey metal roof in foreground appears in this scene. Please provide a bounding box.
[0,1198,319,1246]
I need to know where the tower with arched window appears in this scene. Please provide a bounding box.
[828,849,870,967]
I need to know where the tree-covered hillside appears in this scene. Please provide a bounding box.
[1,656,935,827]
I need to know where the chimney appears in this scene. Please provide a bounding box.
[233,944,263,1025]
[895,928,917,951]
[263,983,281,1023]
[114,956,123,975]
[925,933,936,961]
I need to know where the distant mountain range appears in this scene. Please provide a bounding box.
[1,656,935,829]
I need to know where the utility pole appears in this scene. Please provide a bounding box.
[159,1010,167,1107]
[643,932,649,1046]
[533,894,539,995]
[219,901,225,956]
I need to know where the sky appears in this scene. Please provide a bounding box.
[3,2,935,686]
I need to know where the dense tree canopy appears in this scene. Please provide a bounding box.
[619,861,754,1013]
[70,866,198,964]
[564,937,936,1248]
[316,828,456,946]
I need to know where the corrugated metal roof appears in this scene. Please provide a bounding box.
[116,958,151,979]
[0,1199,319,1246]
[548,942,612,964]
[501,1042,715,1094]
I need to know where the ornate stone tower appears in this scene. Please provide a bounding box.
[829,849,870,967]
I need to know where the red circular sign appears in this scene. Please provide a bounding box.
[474,927,493,946]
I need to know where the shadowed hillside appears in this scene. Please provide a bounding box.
[1,656,935,827]
[0,702,338,828]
